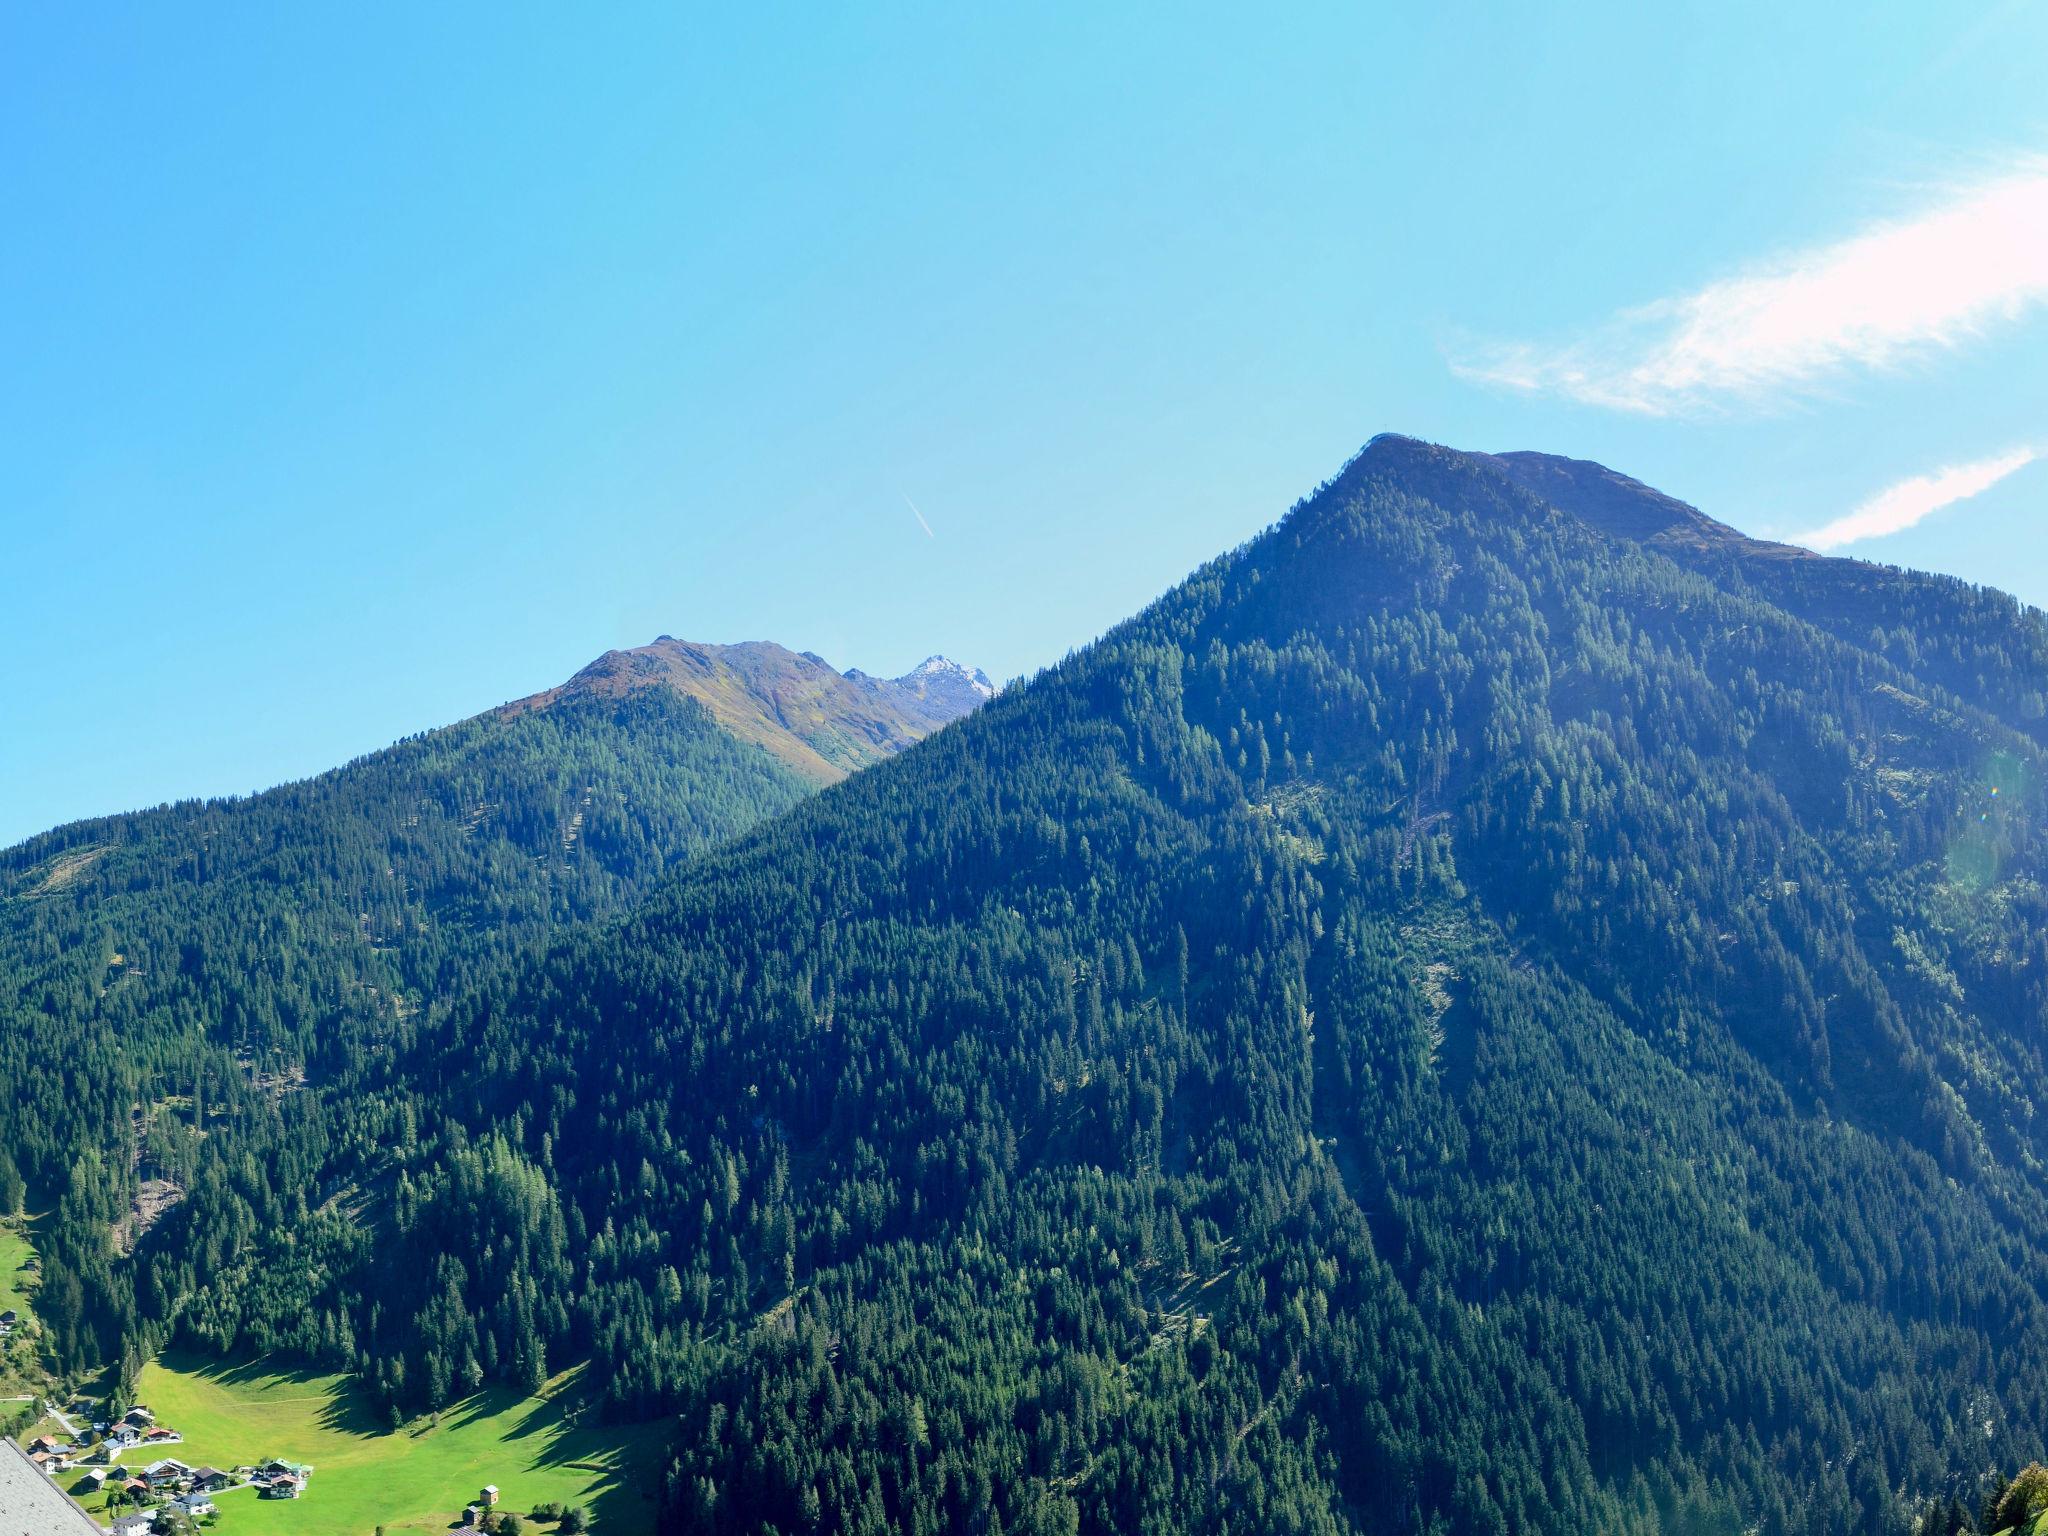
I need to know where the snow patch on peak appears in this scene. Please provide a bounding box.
[904,656,996,697]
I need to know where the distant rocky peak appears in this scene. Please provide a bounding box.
[902,655,996,697]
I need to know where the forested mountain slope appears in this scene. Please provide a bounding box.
[0,640,985,1377]
[369,435,2046,1536]
[30,436,2048,1535]
[1490,449,2048,749]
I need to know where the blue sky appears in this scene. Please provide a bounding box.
[5,2,2047,846]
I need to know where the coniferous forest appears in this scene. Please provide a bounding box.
[0,688,813,1375]
[10,435,2048,1533]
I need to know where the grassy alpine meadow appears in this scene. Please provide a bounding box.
[0,1219,35,1316]
[0,1219,41,1395]
[131,1351,668,1535]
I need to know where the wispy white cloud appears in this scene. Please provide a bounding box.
[904,494,935,538]
[1793,446,2037,551]
[1454,161,2048,415]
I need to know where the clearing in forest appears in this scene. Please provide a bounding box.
[115,1352,666,1536]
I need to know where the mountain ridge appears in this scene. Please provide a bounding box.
[1435,436,2048,751]
[1487,445,1811,559]
[506,637,992,783]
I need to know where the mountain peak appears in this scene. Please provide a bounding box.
[1328,434,1811,564]
[904,654,997,696]
[507,636,989,782]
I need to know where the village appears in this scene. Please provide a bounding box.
[16,1398,316,1530]
[5,1219,629,1534]
[10,1386,556,1536]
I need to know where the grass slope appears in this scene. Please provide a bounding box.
[131,1352,665,1535]
[0,1220,35,1316]
[0,1219,41,1393]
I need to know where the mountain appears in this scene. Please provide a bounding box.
[850,653,1000,722]
[511,638,995,783]
[1486,446,2048,751]
[20,437,2048,1534]
[562,436,2035,1535]
[1485,447,1808,558]
[0,637,982,1372]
